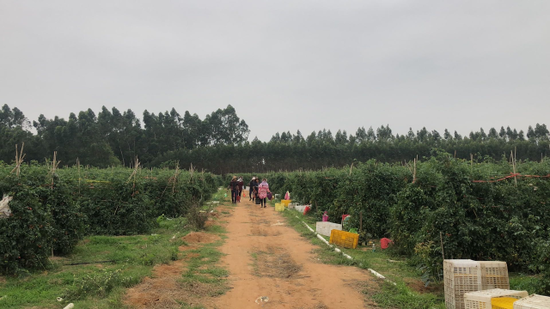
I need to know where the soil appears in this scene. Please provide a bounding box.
[123,199,377,308]
[212,199,377,309]
[405,277,444,294]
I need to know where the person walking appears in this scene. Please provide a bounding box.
[249,177,256,201]
[237,177,244,202]
[257,178,270,208]
[228,176,238,204]
[253,178,260,204]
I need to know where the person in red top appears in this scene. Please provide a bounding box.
[257,178,271,208]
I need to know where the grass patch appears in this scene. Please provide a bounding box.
[0,211,211,308]
[371,281,445,309]
[179,241,230,298]
[206,224,227,234]
[510,272,542,294]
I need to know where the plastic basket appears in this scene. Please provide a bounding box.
[513,294,550,309]
[464,289,527,309]
[281,200,291,207]
[329,230,358,249]
[275,203,284,212]
[315,222,342,237]
[480,262,509,290]
[444,260,482,309]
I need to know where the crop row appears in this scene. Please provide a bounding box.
[241,153,550,293]
[0,163,222,275]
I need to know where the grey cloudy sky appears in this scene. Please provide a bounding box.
[1,0,549,141]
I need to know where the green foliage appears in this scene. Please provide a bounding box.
[186,203,209,231]
[264,156,550,288]
[63,267,137,300]
[529,237,550,295]
[79,180,155,235]
[0,171,54,275]
[371,281,445,309]
[0,164,221,275]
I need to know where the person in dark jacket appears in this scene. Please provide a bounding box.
[228,176,238,204]
[249,177,256,201]
[237,177,244,202]
[252,178,260,203]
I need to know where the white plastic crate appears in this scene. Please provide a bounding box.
[514,294,550,309]
[294,205,309,213]
[315,222,342,237]
[464,289,527,309]
[480,261,509,290]
[444,259,482,309]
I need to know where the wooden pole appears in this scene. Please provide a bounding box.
[511,150,517,187]
[440,231,445,260]
[77,158,81,195]
[412,156,417,183]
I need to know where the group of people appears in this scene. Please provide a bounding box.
[228,176,270,208]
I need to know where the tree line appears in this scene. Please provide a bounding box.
[1,104,549,172]
[0,104,249,167]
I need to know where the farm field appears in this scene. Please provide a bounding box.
[0,188,542,308]
[1,189,450,308]
[2,154,549,308]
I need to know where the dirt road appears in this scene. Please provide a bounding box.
[124,198,376,308]
[213,198,375,309]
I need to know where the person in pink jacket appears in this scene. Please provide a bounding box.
[257,178,271,208]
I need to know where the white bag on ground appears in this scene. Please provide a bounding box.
[0,195,13,219]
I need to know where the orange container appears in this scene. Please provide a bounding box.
[329,230,359,249]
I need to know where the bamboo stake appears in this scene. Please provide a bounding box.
[172,163,180,193]
[440,231,445,260]
[127,157,140,186]
[11,143,26,176]
[48,151,60,189]
[412,156,417,183]
[511,150,517,187]
[189,163,195,183]
[77,158,81,195]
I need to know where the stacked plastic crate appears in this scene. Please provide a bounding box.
[445,260,511,309]
[444,260,482,309]
[480,261,509,290]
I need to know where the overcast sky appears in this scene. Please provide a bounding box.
[1,0,549,141]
